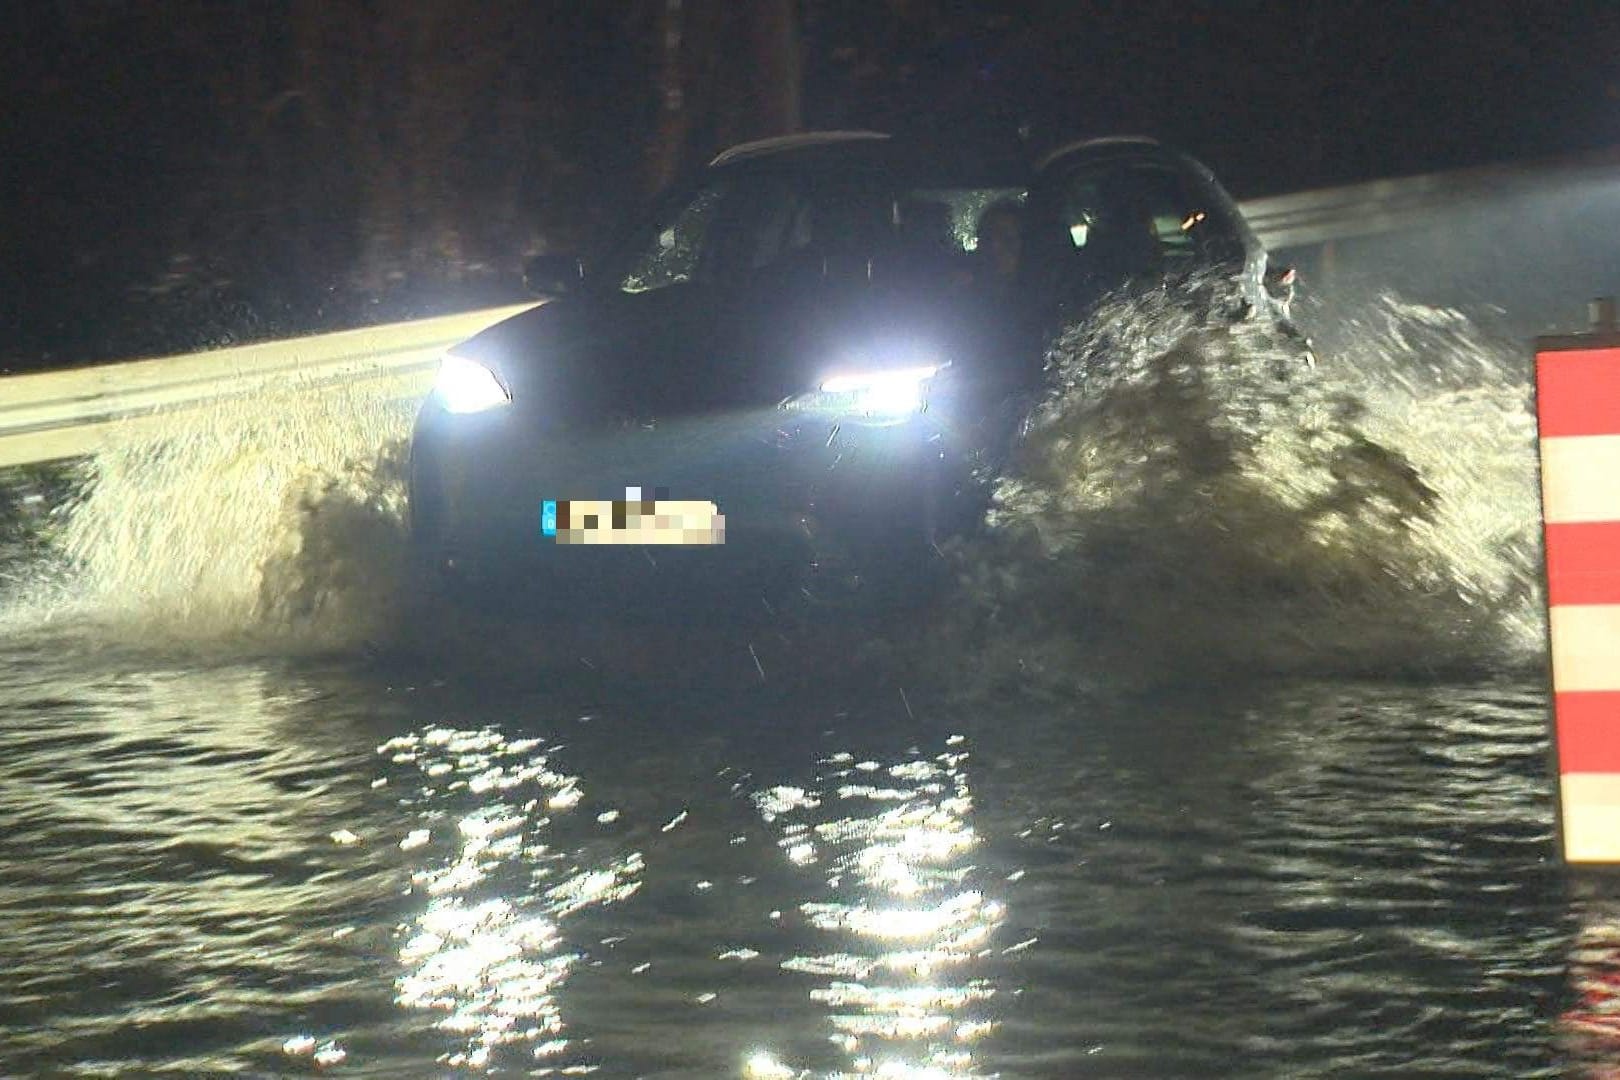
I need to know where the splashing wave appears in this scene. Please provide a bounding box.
[9,380,420,653]
[944,289,1543,687]
[3,291,1545,685]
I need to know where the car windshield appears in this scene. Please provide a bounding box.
[608,168,1027,293]
[613,180,733,293]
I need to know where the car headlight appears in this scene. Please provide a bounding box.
[434,353,511,414]
[817,363,944,417]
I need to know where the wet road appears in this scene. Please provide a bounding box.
[0,635,1605,1078]
[2,293,1617,1076]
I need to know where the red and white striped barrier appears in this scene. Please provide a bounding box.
[1538,324,1620,864]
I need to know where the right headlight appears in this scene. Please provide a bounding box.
[433,352,511,414]
[818,364,943,417]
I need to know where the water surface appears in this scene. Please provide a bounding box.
[3,292,1614,1076]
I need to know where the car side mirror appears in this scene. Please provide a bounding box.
[524,253,585,298]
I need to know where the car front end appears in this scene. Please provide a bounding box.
[407,326,1004,610]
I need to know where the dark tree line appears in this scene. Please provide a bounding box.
[1,0,815,370]
[5,2,652,368]
[4,0,1618,371]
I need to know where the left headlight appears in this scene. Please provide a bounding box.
[434,353,511,414]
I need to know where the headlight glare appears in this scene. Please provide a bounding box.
[435,353,511,414]
[818,364,942,416]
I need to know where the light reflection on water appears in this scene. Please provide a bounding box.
[384,725,642,1072]
[0,645,1606,1077]
[752,741,1005,1077]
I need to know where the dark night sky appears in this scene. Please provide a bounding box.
[3,0,1619,368]
[804,0,1620,193]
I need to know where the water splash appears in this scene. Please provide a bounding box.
[14,378,422,653]
[1,377,813,682]
[3,290,1546,687]
[944,288,1544,688]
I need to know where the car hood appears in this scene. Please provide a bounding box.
[446,281,1030,426]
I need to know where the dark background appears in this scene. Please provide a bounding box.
[4,0,1618,371]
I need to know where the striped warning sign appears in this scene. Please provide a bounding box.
[1537,338,1620,864]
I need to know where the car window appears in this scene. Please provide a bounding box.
[703,172,1029,287]
[617,180,731,293]
[726,176,826,273]
[909,187,1027,254]
[716,171,893,280]
[1055,162,1241,277]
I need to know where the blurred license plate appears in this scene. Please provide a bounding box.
[542,497,724,545]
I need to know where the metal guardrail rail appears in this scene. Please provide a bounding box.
[1241,145,1620,251]
[0,304,534,469]
[1,146,1616,470]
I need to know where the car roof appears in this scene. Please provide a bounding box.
[709,131,1218,181]
[1032,135,1171,172]
[1033,135,1239,203]
[707,129,1030,188]
[707,131,892,167]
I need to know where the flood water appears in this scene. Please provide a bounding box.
[2,294,1618,1077]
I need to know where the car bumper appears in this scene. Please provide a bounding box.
[407,398,977,593]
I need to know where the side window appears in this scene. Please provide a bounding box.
[1058,163,1239,274]
[618,181,729,293]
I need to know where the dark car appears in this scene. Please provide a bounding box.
[1025,135,1298,327]
[407,131,1299,610]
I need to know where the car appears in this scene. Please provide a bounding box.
[407,130,1303,612]
[1025,135,1301,330]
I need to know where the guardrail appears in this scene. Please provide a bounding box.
[1242,145,1620,251]
[0,304,534,469]
[2,146,1617,470]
